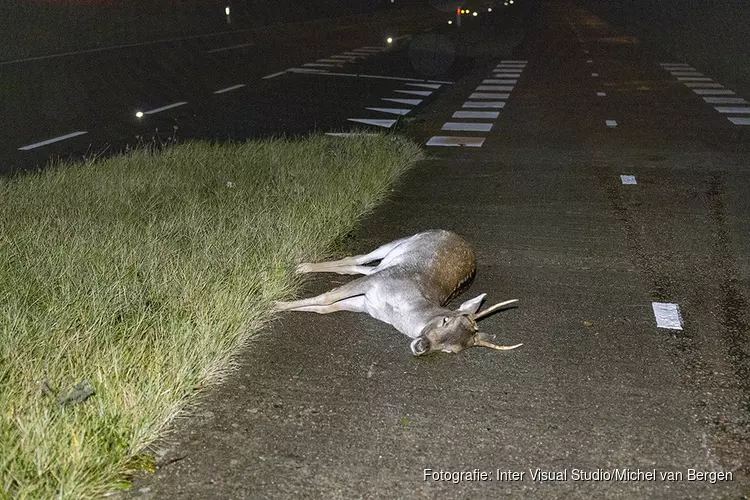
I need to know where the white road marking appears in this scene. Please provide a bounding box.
[620,175,637,185]
[452,110,500,119]
[316,59,345,64]
[591,72,599,77]
[328,55,358,60]
[652,302,683,330]
[476,85,514,91]
[442,122,493,131]
[469,92,509,99]
[683,82,724,88]
[597,91,606,97]
[587,59,593,63]
[463,101,505,108]
[18,131,88,151]
[426,136,485,147]
[405,83,442,89]
[669,70,702,75]
[501,59,527,63]
[703,97,748,104]
[677,77,712,81]
[660,62,690,67]
[382,98,422,105]
[213,83,246,94]
[492,72,521,77]
[714,106,750,114]
[343,52,368,57]
[286,67,328,73]
[358,46,383,51]
[143,101,188,115]
[304,63,337,67]
[347,118,397,128]
[206,42,254,53]
[606,120,617,127]
[366,107,411,115]
[262,70,287,79]
[394,89,432,96]
[496,64,526,69]
[693,89,735,95]
[728,117,750,125]
[483,79,517,84]
[1,28,255,65]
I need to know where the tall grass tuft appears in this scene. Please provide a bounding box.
[0,134,423,499]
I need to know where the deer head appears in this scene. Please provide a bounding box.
[409,295,522,356]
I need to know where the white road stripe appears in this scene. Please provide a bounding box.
[677,77,712,81]
[286,67,328,73]
[501,60,527,63]
[469,92,509,99]
[483,79,517,84]
[714,106,750,114]
[597,91,606,97]
[670,71,703,76]
[660,62,690,67]
[683,82,724,88]
[620,175,637,185]
[316,59,345,64]
[426,136,485,147]
[452,110,500,119]
[328,55,358,60]
[652,302,683,330]
[405,83,442,89]
[365,107,411,115]
[143,101,188,115]
[262,70,287,79]
[304,63,337,67]
[463,101,505,108]
[591,73,599,77]
[606,120,617,127]
[347,118,397,128]
[206,42,253,53]
[492,72,521,77]
[382,98,422,105]
[394,89,432,96]
[728,117,750,125]
[703,97,748,104]
[693,89,735,95]
[476,85,514,91]
[213,84,246,94]
[18,131,88,151]
[442,122,493,132]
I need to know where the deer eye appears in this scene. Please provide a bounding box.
[441,317,450,326]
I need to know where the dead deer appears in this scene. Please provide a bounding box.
[272,230,522,356]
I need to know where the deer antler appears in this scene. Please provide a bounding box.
[473,339,523,351]
[471,299,519,321]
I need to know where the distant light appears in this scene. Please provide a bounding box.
[387,37,393,44]
[135,111,144,118]
[487,7,492,12]
[460,9,465,14]
[472,11,478,16]
[448,20,453,24]
[225,6,230,15]
[509,0,514,3]
[466,9,471,13]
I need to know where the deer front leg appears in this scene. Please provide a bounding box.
[272,276,371,312]
[279,296,366,314]
[296,236,411,275]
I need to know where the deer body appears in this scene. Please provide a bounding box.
[273,230,521,355]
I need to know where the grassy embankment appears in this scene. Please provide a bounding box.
[0,134,423,498]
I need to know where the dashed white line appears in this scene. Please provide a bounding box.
[492,72,522,77]
[728,117,750,125]
[591,73,599,77]
[677,77,712,82]
[365,107,411,115]
[206,42,254,53]
[442,122,493,132]
[382,98,422,106]
[714,106,750,114]
[469,92,509,99]
[692,89,735,95]
[347,118,397,128]
[213,84,246,94]
[606,120,617,127]
[652,302,683,330]
[304,63,337,68]
[476,85,514,91]
[483,79,517,84]
[18,131,88,151]
[620,175,637,185]
[262,70,287,79]
[683,82,724,88]
[452,111,500,119]
[143,101,188,115]
[463,101,505,108]
[703,97,748,104]
[426,136,485,147]
[405,83,442,89]
[597,91,606,97]
[394,89,432,96]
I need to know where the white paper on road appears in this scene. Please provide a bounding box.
[652,302,683,330]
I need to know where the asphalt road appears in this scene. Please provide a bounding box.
[6,0,749,498]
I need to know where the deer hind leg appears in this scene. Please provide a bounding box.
[273,276,371,312]
[278,296,366,314]
[296,235,411,275]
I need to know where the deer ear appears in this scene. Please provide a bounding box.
[457,293,487,315]
[410,337,431,356]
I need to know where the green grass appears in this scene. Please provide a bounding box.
[0,134,423,499]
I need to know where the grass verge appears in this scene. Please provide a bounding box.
[0,133,423,499]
